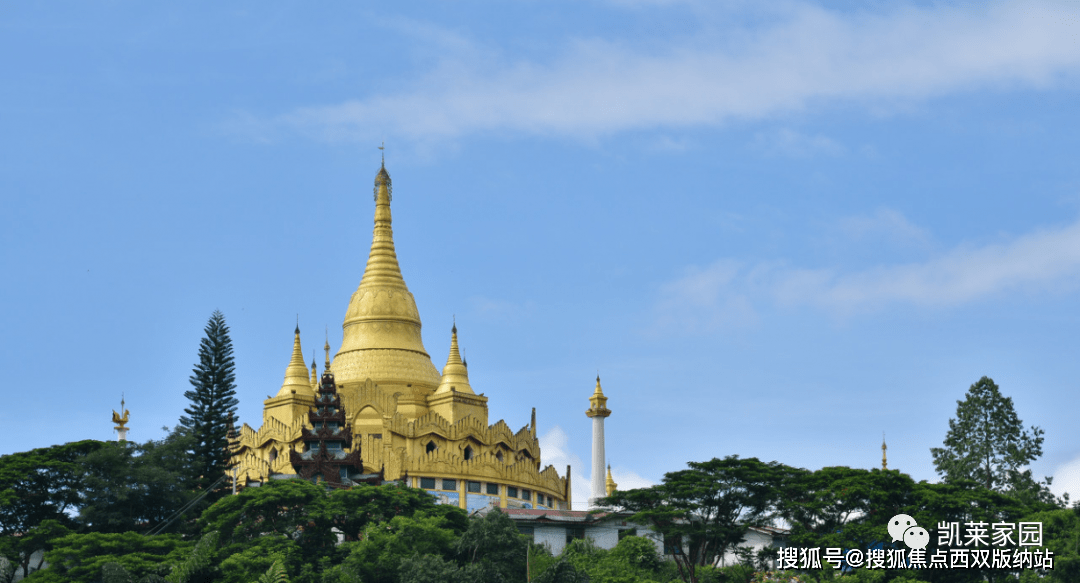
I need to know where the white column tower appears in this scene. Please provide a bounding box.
[586,375,612,508]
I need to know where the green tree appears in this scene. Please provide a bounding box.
[215,537,302,583]
[338,514,460,583]
[0,440,103,535]
[180,310,239,493]
[198,478,333,554]
[780,467,914,554]
[25,531,188,583]
[397,553,464,583]
[533,555,589,583]
[79,429,198,533]
[600,456,788,583]
[455,508,528,579]
[1016,506,1080,582]
[0,520,72,581]
[327,483,448,542]
[930,376,1052,501]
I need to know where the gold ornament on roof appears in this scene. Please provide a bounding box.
[112,401,130,430]
[882,433,888,470]
[586,375,611,418]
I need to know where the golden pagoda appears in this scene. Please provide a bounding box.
[231,160,570,511]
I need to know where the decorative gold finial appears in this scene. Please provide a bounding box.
[112,393,130,442]
[586,375,611,418]
[605,464,618,496]
[324,326,331,370]
[379,142,385,167]
[882,433,888,470]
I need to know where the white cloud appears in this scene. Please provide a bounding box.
[538,425,591,509]
[654,260,758,333]
[837,208,932,248]
[244,1,1080,142]
[752,128,845,158]
[539,425,655,510]
[1050,455,1080,502]
[656,217,1080,327]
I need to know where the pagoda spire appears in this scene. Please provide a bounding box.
[882,433,888,470]
[335,157,439,392]
[605,464,618,496]
[324,327,331,371]
[435,322,474,395]
[276,325,315,397]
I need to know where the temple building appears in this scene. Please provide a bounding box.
[231,160,571,511]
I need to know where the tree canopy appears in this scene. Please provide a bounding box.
[600,455,789,583]
[931,376,1051,501]
[0,440,103,535]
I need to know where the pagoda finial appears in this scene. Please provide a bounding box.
[606,464,618,496]
[324,326,331,370]
[882,433,888,470]
[379,141,385,167]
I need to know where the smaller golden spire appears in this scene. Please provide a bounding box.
[310,351,318,389]
[324,327,332,371]
[605,464,617,496]
[435,321,474,395]
[882,433,888,470]
[277,325,315,397]
[586,375,611,418]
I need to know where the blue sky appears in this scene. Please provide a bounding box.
[3,1,1080,509]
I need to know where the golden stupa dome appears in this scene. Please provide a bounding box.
[331,162,441,391]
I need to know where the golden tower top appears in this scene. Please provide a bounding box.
[586,375,611,418]
[332,159,440,390]
[605,464,617,496]
[882,435,888,470]
[276,325,316,397]
[435,323,474,395]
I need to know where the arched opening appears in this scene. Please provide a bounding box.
[426,441,437,454]
[463,445,474,461]
[269,448,278,462]
[495,450,504,463]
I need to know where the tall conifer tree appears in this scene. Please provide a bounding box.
[180,310,239,491]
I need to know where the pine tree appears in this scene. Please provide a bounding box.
[180,310,239,492]
[931,376,1047,496]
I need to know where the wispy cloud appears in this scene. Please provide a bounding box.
[539,425,655,509]
[234,1,1080,143]
[837,208,932,249]
[752,128,845,158]
[1051,454,1080,502]
[655,217,1080,329]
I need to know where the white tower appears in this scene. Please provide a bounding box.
[585,376,611,508]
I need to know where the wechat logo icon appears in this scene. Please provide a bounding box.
[888,514,928,550]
